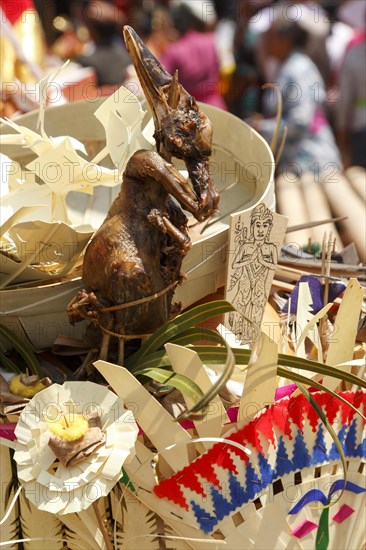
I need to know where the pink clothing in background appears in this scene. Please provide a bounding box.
[310,109,328,135]
[161,30,226,110]
[346,30,366,52]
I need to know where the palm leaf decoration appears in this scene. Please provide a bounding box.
[110,483,195,549]
[125,300,236,370]
[122,298,365,514]
[61,514,100,549]
[1,293,363,548]
[123,301,237,415]
[113,490,178,550]
[125,299,365,413]
[19,493,64,550]
[122,298,365,481]
[0,447,21,549]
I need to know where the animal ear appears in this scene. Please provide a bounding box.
[167,71,180,109]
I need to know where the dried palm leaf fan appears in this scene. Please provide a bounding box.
[1,288,365,549]
[151,392,366,550]
[92,278,365,550]
[94,342,365,550]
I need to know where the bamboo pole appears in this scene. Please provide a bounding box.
[300,172,343,251]
[321,173,365,262]
[275,174,312,248]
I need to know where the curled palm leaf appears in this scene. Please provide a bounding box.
[0,324,41,376]
[126,300,235,371]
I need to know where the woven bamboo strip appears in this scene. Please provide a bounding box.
[94,361,192,473]
[237,333,278,427]
[322,278,364,390]
[166,343,228,447]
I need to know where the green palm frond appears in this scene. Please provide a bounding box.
[0,351,21,374]
[126,300,235,371]
[296,383,348,506]
[135,367,205,402]
[176,345,236,421]
[278,367,365,420]
[123,298,364,423]
[0,324,41,376]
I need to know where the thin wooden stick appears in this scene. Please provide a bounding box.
[307,237,312,254]
[262,83,283,154]
[323,231,333,307]
[286,216,347,234]
[275,124,288,165]
[117,338,125,366]
[332,236,337,257]
[321,232,327,284]
[319,231,328,353]
[99,334,110,361]
[92,501,113,550]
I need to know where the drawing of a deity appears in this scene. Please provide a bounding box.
[228,203,277,343]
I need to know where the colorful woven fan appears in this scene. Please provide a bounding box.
[153,391,366,548]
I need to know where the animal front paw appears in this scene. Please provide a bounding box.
[67,289,100,324]
[147,208,167,232]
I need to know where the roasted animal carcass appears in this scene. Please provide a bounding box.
[68,26,219,339]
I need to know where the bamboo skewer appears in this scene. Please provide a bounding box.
[262,83,283,155]
[92,501,113,550]
[286,216,347,234]
[323,231,333,308]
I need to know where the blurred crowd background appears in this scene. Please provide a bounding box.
[0,0,365,173]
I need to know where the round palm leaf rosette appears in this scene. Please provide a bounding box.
[13,381,139,515]
[152,390,366,549]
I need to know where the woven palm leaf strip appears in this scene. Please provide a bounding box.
[153,391,366,534]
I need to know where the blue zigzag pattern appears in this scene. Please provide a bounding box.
[190,424,366,533]
[154,392,366,534]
